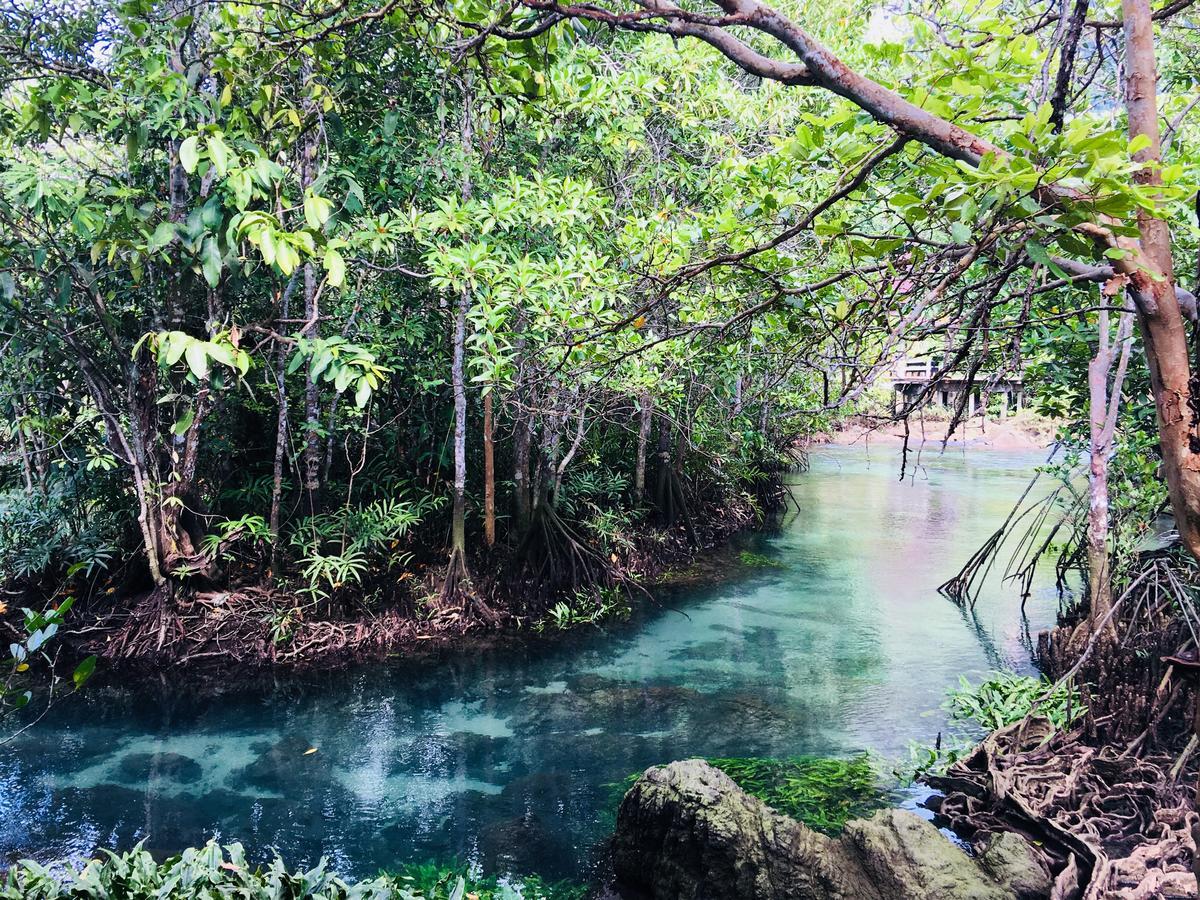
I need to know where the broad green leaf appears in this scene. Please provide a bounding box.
[172,407,195,436]
[179,135,200,173]
[304,193,334,230]
[201,236,222,287]
[324,248,345,287]
[207,134,231,177]
[72,655,97,689]
[185,342,210,379]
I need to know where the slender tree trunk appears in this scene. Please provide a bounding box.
[301,262,321,514]
[1086,305,1134,633]
[635,392,652,504]
[269,276,296,553]
[553,406,586,505]
[299,64,322,514]
[448,69,474,571]
[14,401,32,494]
[483,389,495,547]
[451,284,469,558]
[1119,0,1200,562]
[514,410,532,531]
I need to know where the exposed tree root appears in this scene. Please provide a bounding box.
[930,718,1198,899]
[507,499,612,604]
[931,550,1200,898]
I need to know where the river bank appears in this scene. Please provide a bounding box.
[3,491,761,673]
[829,411,1058,452]
[0,449,1059,882]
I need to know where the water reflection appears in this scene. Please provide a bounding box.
[1,447,1061,880]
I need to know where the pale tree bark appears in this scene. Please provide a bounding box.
[1086,300,1135,635]
[483,389,496,547]
[635,391,652,504]
[269,274,298,552]
[446,70,474,589]
[451,284,469,560]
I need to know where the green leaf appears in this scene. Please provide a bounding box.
[179,136,200,174]
[304,193,334,230]
[149,221,176,252]
[172,407,195,436]
[72,655,97,689]
[1128,134,1152,156]
[207,134,231,177]
[200,236,222,288]
[185,342,209,379]
[354,378,371,408]
[324,248,345,287]
[164,332,189,366]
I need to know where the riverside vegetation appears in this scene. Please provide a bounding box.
[5,0,1200,896]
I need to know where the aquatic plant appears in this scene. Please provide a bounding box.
[947,670,1084,732]
[612,754,885,836]
[388,861,588,900]
[737,550,784,569]
[707,755,885,835]
[897,670,1086,782]
[0,843,586,900]
[532,587,631,633]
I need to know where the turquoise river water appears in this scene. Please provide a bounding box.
[0,446,1061,882]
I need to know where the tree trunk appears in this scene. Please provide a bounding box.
[269,275,296,554]
[635,392,652,504]
[514,410,532,531]
[1085,305,1133,633]
[1120,0,1200,562]
[14,401,33,494]
[451,284,469,558]
[483,389,495,547]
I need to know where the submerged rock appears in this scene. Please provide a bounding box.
[612,759,1051,900]
[116,751,203,784]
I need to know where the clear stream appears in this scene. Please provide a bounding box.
[1,447,1060,882]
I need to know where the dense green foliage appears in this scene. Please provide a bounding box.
[947,671,1085,733]
[901,670,1086,780]
[0,0,845,653]
[0,844,584,900]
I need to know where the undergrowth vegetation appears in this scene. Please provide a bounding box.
[900,670,1086,781]
[0,844,586,900]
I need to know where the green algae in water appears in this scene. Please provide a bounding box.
[737,550,784,568]
[610,754,885,836]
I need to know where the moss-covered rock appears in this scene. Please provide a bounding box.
[611,759,1050,900]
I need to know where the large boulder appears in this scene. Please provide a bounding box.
[611,759,1051,900]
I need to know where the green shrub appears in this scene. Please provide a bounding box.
[0,843,585,900]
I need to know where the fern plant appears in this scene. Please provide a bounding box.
[286,489,441,601]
